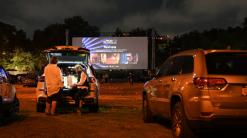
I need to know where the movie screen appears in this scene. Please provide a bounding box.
[72,37,148,70]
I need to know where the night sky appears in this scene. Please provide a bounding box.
[0,0,247,37]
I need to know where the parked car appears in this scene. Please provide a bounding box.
[21,73,38,87]
[36,46,99,113]
[142,49,247,137]
[0,66,20,116]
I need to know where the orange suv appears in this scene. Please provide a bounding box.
[142,49,247,137]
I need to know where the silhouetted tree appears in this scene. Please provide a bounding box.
[129,27,147,36]
[243,17,247,29]
[170,17,247,53]
[64,16,100,37]
[114,27,123,37]
[33,23,66,50]
[32,16,100,50]
[0,22,29,52]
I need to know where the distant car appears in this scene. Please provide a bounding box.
[21,73,37,87]
[36,46,99,113]
[0,66,20,116]
[142,49,247,137]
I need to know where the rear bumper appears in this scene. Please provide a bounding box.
[37,91,97,105]
[187,95,247,120]
[189,117,247,131]
[187,99,247,131]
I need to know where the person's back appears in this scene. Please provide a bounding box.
[44,64,63,96]
[44,56,63,115]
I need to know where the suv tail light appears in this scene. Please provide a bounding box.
[193,77,227,90]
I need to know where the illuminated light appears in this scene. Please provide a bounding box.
[58,61,83,64]
[180,86,185,91]
[189,96,199,102]
[193,77,227,90]
[201,96,210,99]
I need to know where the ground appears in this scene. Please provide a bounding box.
[0,82,172,138]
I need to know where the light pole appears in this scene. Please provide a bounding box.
[151,29,155,70]
[65,29,69,46]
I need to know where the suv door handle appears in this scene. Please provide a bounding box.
[171,77,176,81]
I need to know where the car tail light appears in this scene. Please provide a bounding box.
[193,77,227,90]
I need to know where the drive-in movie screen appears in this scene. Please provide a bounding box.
[72,37,148,70]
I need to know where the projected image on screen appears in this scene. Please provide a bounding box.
[91,53,120,64]
[120,53,138,64]
[72,37,148,69]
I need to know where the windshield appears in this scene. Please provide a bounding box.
[206,52,247,75]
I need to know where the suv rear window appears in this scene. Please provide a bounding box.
[206,52,247,75]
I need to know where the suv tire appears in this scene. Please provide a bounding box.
[171,101,195,138]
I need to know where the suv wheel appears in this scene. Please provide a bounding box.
[171,102,195,138]
[142,93,152,123]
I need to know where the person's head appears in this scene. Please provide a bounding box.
[126,53,133,61]
[74,64,84,73]
[50,56,58,64]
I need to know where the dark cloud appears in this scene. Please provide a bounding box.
[0,0,247,37]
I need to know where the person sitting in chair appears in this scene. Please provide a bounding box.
[71,64,88,111]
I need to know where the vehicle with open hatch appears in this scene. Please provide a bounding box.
[36,45,99,113]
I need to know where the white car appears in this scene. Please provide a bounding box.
[36,46,99,113]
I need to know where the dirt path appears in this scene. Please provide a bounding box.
[0,83,172,138]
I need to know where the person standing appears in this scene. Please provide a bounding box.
[128,72,134,86]
[44,56,63,115]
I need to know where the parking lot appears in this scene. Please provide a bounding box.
[1,82,247,138]
[0,83,172,138]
